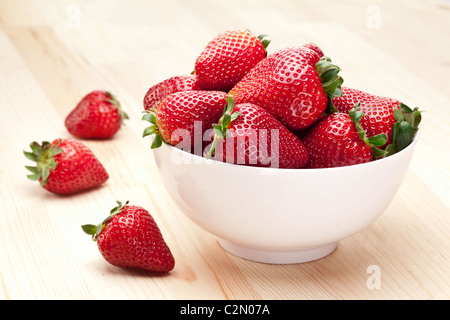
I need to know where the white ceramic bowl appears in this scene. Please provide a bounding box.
[152,133,419,264]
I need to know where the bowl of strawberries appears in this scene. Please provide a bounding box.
[142,30,422,264]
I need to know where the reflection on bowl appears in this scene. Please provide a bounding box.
[152,132,419,264]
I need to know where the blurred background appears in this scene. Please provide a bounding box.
[1,0,448,103]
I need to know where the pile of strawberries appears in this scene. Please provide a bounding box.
[23,29,422,274]
[143,29,421,169]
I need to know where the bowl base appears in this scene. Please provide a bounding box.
[218,239,337,264]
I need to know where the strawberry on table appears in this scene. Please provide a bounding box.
[143,74,199,111]
[205,97,310,169]
[82,201,175,273]
[142,90,228,151]
[332,87,421,155]
[302,104,388,168]
[229,46,344,131]
[65,90,128,139]
[24,138,109,194]
[195,29,270,92]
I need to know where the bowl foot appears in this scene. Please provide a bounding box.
[218,239,337,264]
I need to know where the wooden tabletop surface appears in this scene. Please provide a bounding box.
[1,0,449,300]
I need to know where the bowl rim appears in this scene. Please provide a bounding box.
[155,129,420,173]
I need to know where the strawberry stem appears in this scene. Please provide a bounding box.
[82,200,129,241]
[142,108,163,149]
[316,57,344,113]
[349,103,388,159]
[204,95,241,159]
[24,140,63,186]
[385,103,422,156]
[257,34,271,54]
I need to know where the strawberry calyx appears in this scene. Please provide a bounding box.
[105,91,129,124]
[24,140,63,186]
[142,108,163,149]
[257,34,271,54]
[316,57,344,113]
[82,200,130,241]
[349,103,388,159]
[204,95,241,159]
[385,103,422,157]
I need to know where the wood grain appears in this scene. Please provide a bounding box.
[0,0,448,300]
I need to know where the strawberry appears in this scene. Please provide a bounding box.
[82,201,175,273]
[194,29,270,92]
[24,138,109,194]
[229,46,344,131]
[142,90,228,151]
[143,74,199,111]
[205,97,309,168]
[302,105,388,168]
[65,91,128,139]
[331,87,421,154]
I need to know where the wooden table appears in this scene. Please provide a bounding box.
[1,0,449,300]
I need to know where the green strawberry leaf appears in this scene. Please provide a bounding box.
[142,125,158,137]
[23,151,39,162]
[26,172,41,181]
[25,166,38,173]
[151,135,163,149]
[81,224,97,237]
[389,121,416,155]
[142,108,165,149]
[368,133,388,147]
[142,111,157,125]
[316,56,344,113]
[257,34,271,51]
[41,167,50,186]
[371,146,387,159]
[349,104,388,160]
[400,103,422,130]
[384,103,422,157]
[205,96,240,159]
[320,67,340,84]
[393,108,405,122]
[384,144,397,157]
[82,201,129,241]
[23,140,63,186]
[29,141,43,154]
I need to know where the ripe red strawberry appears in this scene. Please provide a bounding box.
[205,98,309,168]
[229,46,343,131]
[82,201,175,273]
[302,105,388,168]
[194,29,270,92]
[24,138,109,194]
[142,90,228,151]
[143,74,199,111]
[332,87,421,154]
[65,91,128,139]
